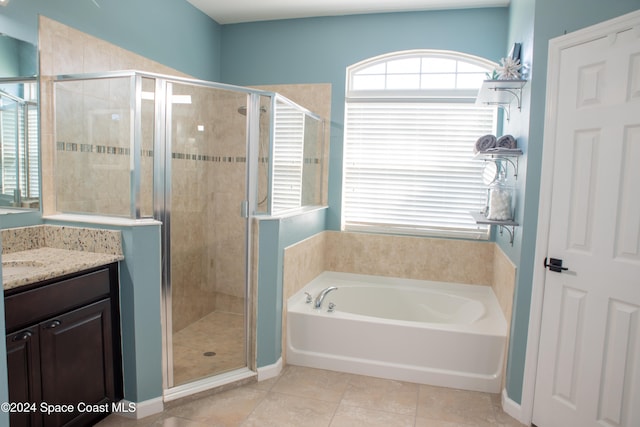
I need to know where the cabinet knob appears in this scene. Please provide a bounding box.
[12,330,33,341]
[44,320,62,329]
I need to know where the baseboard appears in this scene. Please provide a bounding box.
[257,357,283,381]
[113,396,163,419]
[502,388,530,426]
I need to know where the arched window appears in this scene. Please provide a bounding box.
[342,50,497,239]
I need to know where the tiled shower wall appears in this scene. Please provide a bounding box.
[54,77,135,216]
[168,86,250,330]
[282,230,517,387]
[38,16,188,216]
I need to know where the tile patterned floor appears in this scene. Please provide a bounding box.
[172,311,245,386]
[97,365,528,427]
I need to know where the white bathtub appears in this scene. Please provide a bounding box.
[286,272,507,393]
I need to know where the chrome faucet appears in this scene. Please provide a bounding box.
[314,286,338,309]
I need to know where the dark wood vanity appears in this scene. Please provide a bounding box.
[4,263,123,427]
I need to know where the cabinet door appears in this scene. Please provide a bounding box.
[39,299,115,427]
[6,329,42,427]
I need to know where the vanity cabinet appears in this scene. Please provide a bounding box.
[6,328,41,427]
[4,264,123,427]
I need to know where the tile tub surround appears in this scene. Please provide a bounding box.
[492,245,517,390]
[1,225,124,290]
[283,231,515,301]
[324,231,495,284]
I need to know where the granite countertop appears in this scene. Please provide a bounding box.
[2,225,124,291]
[3,247,124,291]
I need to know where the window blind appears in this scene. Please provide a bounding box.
[1,101,39,199]
[26,104,39,198]
[1,104,18,195]
[343,101,494,239]
[272,102,305,212]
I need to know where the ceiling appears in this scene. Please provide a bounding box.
[186,0,510,25]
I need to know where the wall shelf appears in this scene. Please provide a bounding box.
[476,79,527,121]
[474,148,523,178]
[470,211,518,245]
[472,80,526,245]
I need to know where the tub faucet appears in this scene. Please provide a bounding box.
[314,286,338,309]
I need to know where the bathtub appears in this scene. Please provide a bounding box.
[286,272,507,393]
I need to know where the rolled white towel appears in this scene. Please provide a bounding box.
[475,134,497,153]
[496,134,517,149]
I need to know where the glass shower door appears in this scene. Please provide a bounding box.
[163,81,250,387]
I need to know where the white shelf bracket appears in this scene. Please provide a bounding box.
[475,80,527,122]
[498,224,516,246]
[495,87,522,111]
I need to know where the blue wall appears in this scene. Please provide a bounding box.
[257,208,327,367]
[0,0,221,81]
[220,8,510,230]
[501,0,536,405]
[0,35,37,77]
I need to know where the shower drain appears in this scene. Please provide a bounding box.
[203,351,216,357]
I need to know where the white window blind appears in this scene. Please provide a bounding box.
[343,102,494,239]
[26,104,39,198]
[1,84,39,200]
[272,101,305,212]
[342,50,498,239]
[1,103,18,195]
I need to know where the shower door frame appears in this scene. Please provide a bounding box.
[150,74,266,397]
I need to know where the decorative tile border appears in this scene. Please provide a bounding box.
[56,142,321,166]
[170,153,247,163]
[57,141,248,163]
[57,141,131,156]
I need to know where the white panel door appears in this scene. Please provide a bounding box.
[533,13,640,427]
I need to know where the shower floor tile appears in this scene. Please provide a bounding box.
[172,311,245,386]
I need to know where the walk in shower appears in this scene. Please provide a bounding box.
[52,71,325,393]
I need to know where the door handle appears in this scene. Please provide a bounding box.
[544,257,568,273]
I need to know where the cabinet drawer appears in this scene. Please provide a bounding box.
[4,268,111,332]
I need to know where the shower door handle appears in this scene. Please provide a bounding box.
[240,200,249,218]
